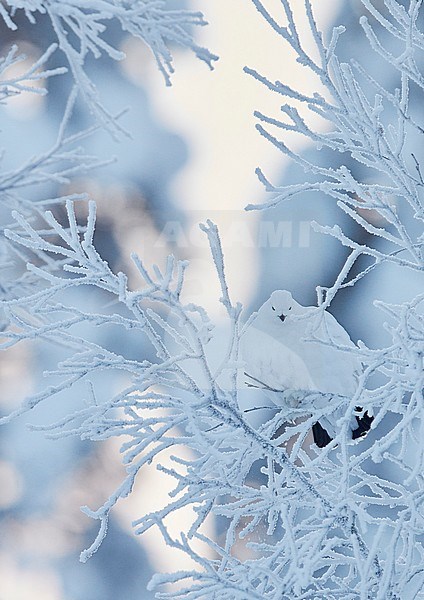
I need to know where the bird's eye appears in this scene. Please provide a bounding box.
[272,306,275,311]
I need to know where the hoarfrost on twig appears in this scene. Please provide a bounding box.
[1,1,424,598]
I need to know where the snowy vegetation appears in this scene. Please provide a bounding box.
[1,1,423,598]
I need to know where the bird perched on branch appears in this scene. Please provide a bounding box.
[241,290,373,447]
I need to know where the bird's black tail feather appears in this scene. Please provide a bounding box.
[352,409,374,440]
[312,422,332,448]
[313,408,374,448]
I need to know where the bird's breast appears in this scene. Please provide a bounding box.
[241,328,316,392]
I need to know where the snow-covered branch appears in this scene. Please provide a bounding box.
[2,198,422,597]
[0,42,66,101]
[246,0,423,292]
[1,0,217,132]
[1,1,423,598]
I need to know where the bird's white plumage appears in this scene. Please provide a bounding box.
[241,326,315,393]
[241,290,361,435]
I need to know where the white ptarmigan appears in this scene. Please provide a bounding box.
[241,290,372,446]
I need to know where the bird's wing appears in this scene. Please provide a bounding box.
[320,311,356,348]
[241,325,315,393]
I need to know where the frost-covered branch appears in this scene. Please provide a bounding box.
[0,87,118,316]
[0,89,112,200]
[1,0,218,132]
[1,1,424,598]
[0,42,66,101]
[3,200,422,597]
[246,0,424,292]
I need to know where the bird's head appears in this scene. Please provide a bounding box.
[266,290,302,323]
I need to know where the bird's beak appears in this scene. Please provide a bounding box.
[279,313,286,322]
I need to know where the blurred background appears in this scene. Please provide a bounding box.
[1,1,423,598]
